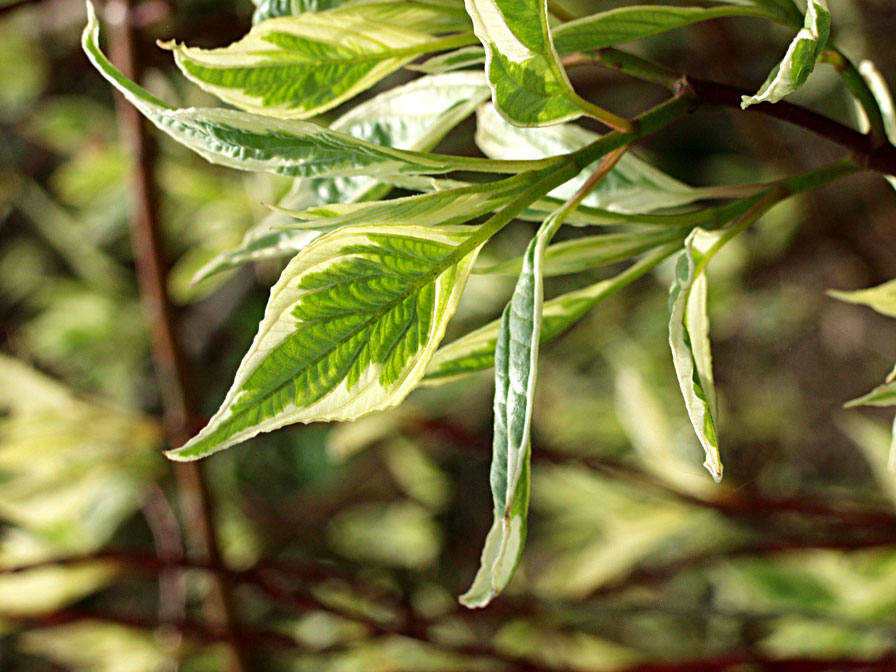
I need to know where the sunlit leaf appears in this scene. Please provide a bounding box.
[551,4,772,55]
[192,72,491,282]
[83,6,477,179]
[475,104,702,213]
[168,225,483,460]
[425,245,676,383]
[668,229,722,482]
[476,227,687,277]
[828,279,896,318]
[741,0,830,108]
[162,11,473,119]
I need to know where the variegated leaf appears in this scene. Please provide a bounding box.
[162,12,474,119]
[741,0,830,108]
[475,103,702,213]
[828,279,896,318]
[168,225,482,460]
[844,381,896,408]
[425,245,677,383]
[668,229,722,482]
[856,60,896,191]
[192,72,491,282]
[464,0,591,126]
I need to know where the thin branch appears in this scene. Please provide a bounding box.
[105,1,247,668]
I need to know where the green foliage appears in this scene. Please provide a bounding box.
[1,2,893,665]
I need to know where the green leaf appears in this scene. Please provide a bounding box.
[410,46,486,73]
[827,279,896,318]
[424,245,676,383]
[161,11,474,119]
[475,103,701,213]
[740,0,830,108]
[464,0,591,126]
[460,207,565,608]
[476,227,687,277]
[168,225,483,460]
[668,229,722,482]
[276,172,540,232]
[551,4,772,55]
[253,0,472,33]
[844,380,896,408]
[192,71,491,282]
[82,6,482,180]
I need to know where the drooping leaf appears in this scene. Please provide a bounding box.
[168,225,483,460]
[475,103,702,213]
[551,4,773,55]
[463,0,593,126]
[83,6,482,180]
[740,0,830,109]
[425,245,677,383]
[161,11,474,119]
[668,229,722,482]
[460,206,566,608]
[192,72,491,282]
[828,279,896,318]
[476,227,687,277]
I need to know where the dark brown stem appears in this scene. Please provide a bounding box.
[105,1,247,669]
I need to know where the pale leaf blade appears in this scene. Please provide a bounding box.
[425,245,675,383]
[168,225,481,460]
[162,13,464,119]
[741,0,830,108]
[462,207,570,607]
[475,104,700,213]
[668,229,722,482]
[827,279,896,318]
[844,381,896,408]
[552,4,771,54]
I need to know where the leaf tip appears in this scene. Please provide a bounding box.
[704,459,723,483]
[156,38,178,52]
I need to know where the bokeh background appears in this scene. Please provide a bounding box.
[2,0,896,670]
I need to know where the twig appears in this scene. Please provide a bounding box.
[105,1,247,669]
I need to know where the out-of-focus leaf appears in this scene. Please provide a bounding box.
[409,45,486,73]
[741,0,830,108]
[856,60,896,190]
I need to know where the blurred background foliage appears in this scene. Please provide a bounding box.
[2,0,896,670]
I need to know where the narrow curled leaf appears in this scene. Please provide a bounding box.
[161,12,472,119]
[82,7,476,181]
[668,230,722,482]
[193,72,491,282]
[463,0,588,125]
[740,0,830,108]
[475,104,702,213]
[828,279,896,318]
[477,228,687,277]
[461,209,563,608]
[551,4,772,55]
[425,245,676,383]
[410,46,487,73]
[168,225,482,460]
